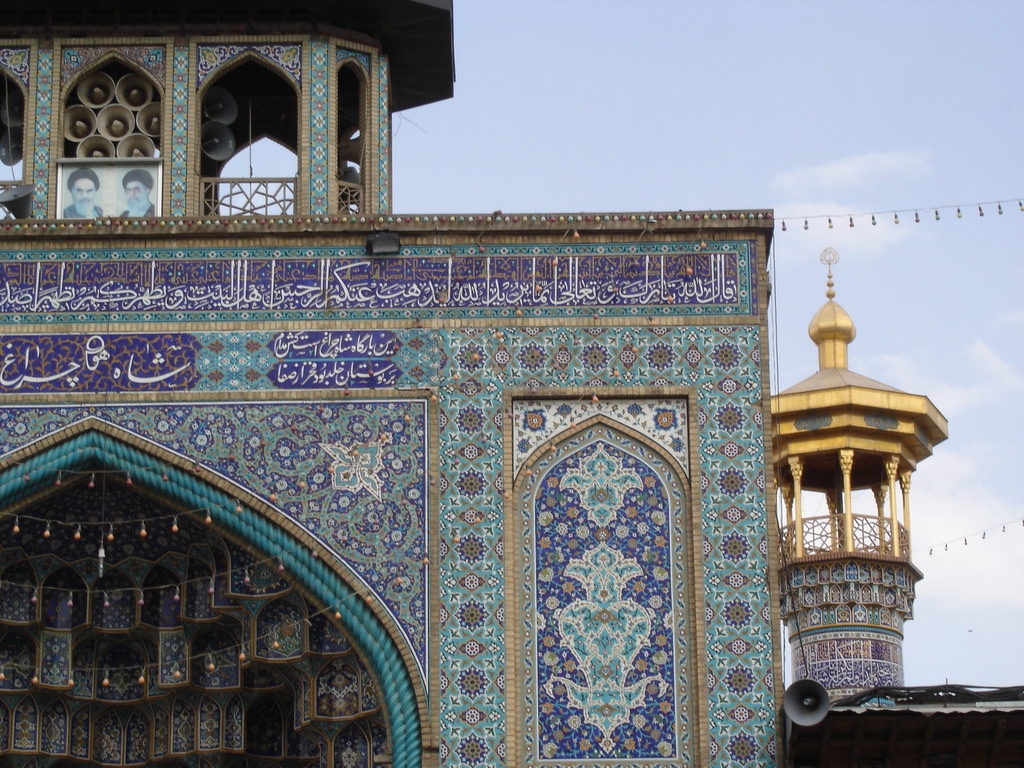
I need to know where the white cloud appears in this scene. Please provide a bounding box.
[772,150,931,199]
[996,308,1024,327]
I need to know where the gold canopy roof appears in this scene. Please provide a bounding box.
[772,252,948,492]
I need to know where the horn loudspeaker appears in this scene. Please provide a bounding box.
[77,72,116,108]
[783,679,830,727]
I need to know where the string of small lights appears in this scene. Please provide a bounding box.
[925,516,1024,557]
[777,197,1024,232]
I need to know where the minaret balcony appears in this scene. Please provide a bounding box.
[783,513,909,561]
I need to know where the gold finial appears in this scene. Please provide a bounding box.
[820,247,839,300]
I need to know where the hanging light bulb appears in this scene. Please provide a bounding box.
[88,473,95,489]
[914,211,920,223]
[827,218,833,229]
[871,214,876,226]
[98,540,106,577]
[208,578,215,595]
[998,203,1003,215]
[103,592,110,609]
[171,516,179,533]
[243,569,251,585]
[74,523,82,541]
[138,521,147,538]
[956,207,962,218]
[125,472,132,485]
[55,471,61,487]
[173,587,180,603]
[848,216,854,228]
[935,210,941,220]
[206,654,216,673]
[893,213,899,224]
[803,220,808,230]
[978,205,984,217]
[12,517,20,534]
[107,524,114,542]
[102,670,110,687]
[43,522,51,539]
[238,649,247,662]
[137,590,145,606]
[66,593,73,608]
[30,589,37,604]
[781,220,787,231]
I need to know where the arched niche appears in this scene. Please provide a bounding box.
[0,629,36,690]
[140,563,182,628]
[198,56,298,216]
[191,622,242,689]
[337,60,367,213]
[61,55,163,161]
[0,73,26,184]
[511,414,696,765]
[41,566,88,630]
[92,570,136,631]
[0,561,37,624]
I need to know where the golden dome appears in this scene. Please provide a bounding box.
[808,253,855,369]
[808,298,856,346]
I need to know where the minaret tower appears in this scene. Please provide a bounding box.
[774,248,948,699]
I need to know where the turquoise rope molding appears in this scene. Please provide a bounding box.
[0,429,423,768]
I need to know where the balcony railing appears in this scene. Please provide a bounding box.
[199,177,364,216]
[783,513,909,560]
[338,179,361,213]
[202,177,295,217]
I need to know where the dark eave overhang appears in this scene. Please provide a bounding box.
[4,0,454,112]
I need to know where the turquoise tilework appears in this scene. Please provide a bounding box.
[309,42,330,215]
[377,57,389,212]
[31,49,52,217]
[170,46,189,215]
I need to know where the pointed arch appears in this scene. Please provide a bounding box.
[0,419,426,768]
[507,406,698,767]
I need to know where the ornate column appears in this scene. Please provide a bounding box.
[839,449,854,552]
[886,456,901,556]
[872,484,886,552]
[900,469,913,560]
[789,457,804,557]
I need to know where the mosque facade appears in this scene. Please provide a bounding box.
[0,3,782,768]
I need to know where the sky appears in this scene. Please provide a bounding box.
[387,1,1024,688]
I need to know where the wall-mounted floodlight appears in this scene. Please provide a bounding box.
[366,231,401,255]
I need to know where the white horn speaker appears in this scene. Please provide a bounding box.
[116,134,154,157]
[97,104,134,141]
[202,86,238,124]
[1,94,24,127]
[77,72,116,108]
[783,679,830,727]
[0,129,23,166]
[201,121,236,161]
[137,103,161,137]
[0,184,34,219]
[117,134,155,158]
[64,105,97,141]
[115,74,153,110]
[77,135,115,158]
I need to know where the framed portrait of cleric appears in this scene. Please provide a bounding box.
[57,159,162,219]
